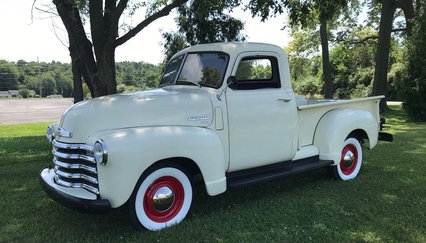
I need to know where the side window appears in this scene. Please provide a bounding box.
[232,56,281,90]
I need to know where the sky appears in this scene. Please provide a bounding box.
[0,0,291,65]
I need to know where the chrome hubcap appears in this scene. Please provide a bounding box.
[343,150,355,168]
[152,186,175,212]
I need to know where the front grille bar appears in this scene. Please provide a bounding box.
[53,140,93,151]
[54,166,98,184]
[54,158,97,174]
[52,149,95,163]
[54,175,100,195]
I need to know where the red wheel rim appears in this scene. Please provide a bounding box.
[143,176,185,223]
[340,144,358,175]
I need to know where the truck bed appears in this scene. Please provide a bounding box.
[296,96,383,147]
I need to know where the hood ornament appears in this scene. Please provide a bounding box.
[55,127,72,138]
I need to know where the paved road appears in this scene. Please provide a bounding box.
[0,99,74,125]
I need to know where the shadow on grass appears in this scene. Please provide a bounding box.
[1,112,426,242]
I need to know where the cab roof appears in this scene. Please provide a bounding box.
[173,42,287,59]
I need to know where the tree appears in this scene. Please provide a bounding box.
[40,73,56,97]
[287,26,382,99]
[247,0,347,99]
[372,0,398,110]
[330,37,377,98]
[115,61,162,89]
[402,0,426,120]
[372,0,415,111]
[54,71,73,97]
[302,0,348,99]
[162,0,245,63]
[51,0,190,103]
[0,60,19,91]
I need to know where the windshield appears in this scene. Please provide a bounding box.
[160,54,185,86]
[159,52,229,89]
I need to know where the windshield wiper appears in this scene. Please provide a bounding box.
[175,80,202,88]
[159,81,175,88]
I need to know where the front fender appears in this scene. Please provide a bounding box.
[313,108,379,164]
[86,126,227,208]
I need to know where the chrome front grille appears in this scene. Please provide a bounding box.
[52,140,99,195]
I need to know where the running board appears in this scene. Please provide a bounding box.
[226,156,333,188]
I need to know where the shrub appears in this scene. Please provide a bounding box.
[293,76,321,97]
[19,88,30,98]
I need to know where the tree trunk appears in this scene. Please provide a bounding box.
[320,17,333,99]
[54,0,118,101]
[397,0,415,36]
[373,0,397,111]
[414,0,421,15]
[94,52,117,97]
[70,53,84,103]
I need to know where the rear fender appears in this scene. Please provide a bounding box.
[313,108,379,165]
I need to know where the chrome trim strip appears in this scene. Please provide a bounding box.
[53,158,97,174]
[54,175,99,195]
[52,140,93,151]
[52,149,95,163]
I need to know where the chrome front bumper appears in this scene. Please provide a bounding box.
[39,168,110,214]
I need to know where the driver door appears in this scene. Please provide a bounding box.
[226,52,297,172]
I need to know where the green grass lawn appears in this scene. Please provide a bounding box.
[0,106,425,242]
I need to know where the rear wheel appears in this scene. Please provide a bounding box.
[333,137,363,180]
[129,165,192,231]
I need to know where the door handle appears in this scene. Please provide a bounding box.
[278,98,291,102]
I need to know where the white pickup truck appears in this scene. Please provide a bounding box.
[40,42,392,231]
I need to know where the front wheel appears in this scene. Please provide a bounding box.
[332,137,363,180]
[129,165,193,231]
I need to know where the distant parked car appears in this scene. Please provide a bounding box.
[47,95,64,98]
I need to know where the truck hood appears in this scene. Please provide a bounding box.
[58,87,214,143]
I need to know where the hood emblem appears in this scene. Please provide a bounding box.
[187,114,209,122]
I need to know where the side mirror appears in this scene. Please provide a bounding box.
[227,76,237,85]
[217,76,238,101]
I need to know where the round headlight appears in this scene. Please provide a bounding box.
[46,125,55,143]
[93,140,108,165]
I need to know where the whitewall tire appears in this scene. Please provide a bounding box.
[130,165,192,231]
[333,137,363,180]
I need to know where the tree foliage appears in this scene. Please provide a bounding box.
[162,0,245,63]
[287,18,407,101]
[247,0,348,99]
[402,0,426,120]
[0,60,162,98]
[0,60,19,91]
[116,61,162,89]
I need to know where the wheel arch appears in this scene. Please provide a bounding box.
[149,157,202,181]
[347,128,369,143]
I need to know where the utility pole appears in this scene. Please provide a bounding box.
[38,57,43,98]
